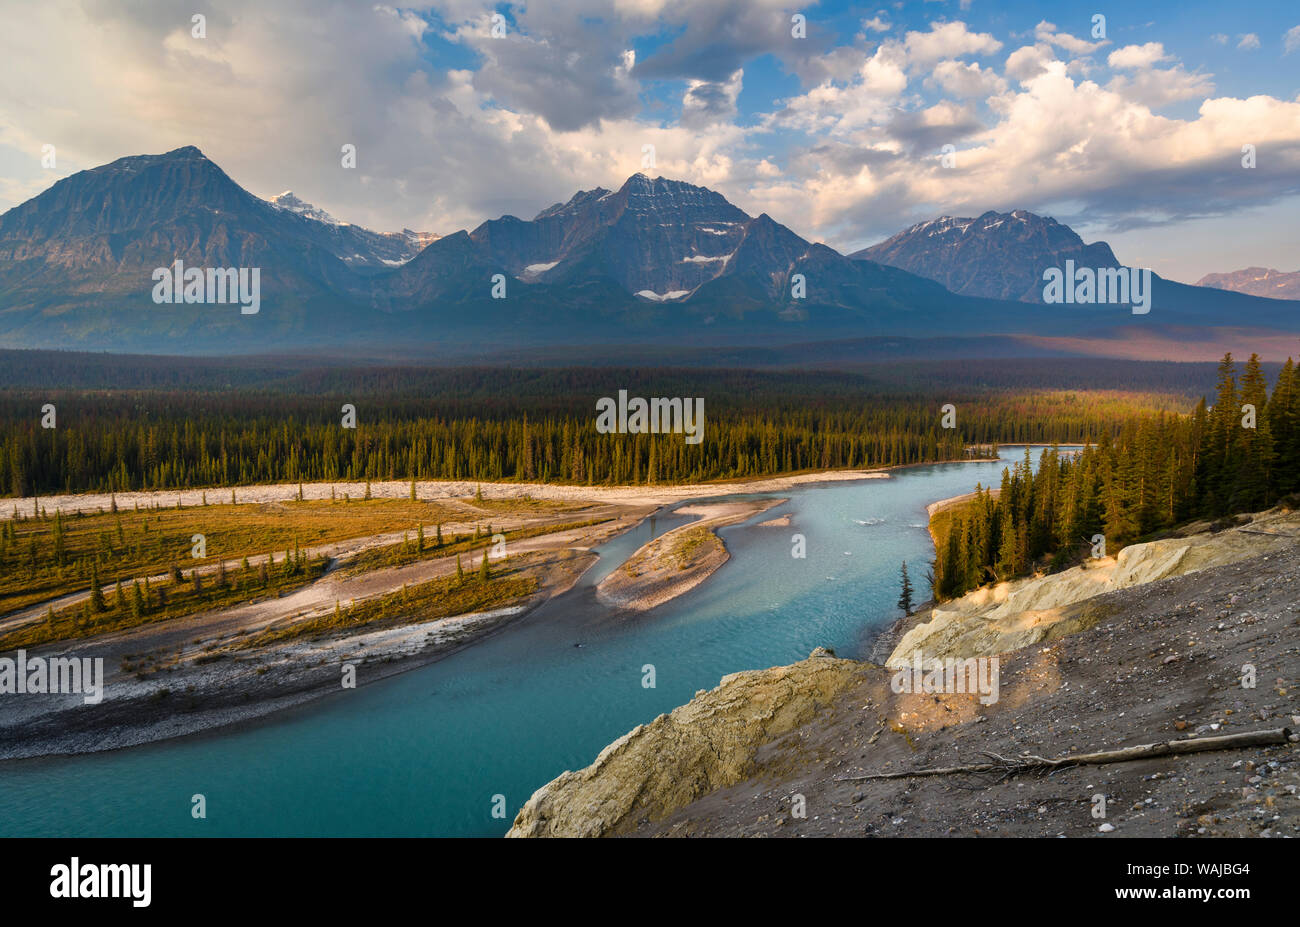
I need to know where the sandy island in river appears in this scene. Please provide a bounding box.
[596,499,785,612]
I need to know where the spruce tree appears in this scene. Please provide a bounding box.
[897,561,914,616]
[53,510,66,566]
[1203,353,1240,515]
[1266,359,1298,494]
[89,562,106,612]
[1236,353,1273,511]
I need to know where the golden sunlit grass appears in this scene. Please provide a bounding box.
[338,517,612,577]
[0,496,587,615]
[0,555,329,652]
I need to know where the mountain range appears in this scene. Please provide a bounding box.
[1196,267,1300,301]
[0,146,1296,357]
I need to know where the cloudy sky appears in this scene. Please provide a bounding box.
[1,0,1298,282]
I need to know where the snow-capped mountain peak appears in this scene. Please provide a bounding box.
[268,191,346,226]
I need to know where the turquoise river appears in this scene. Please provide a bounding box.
[0,446,1064,836]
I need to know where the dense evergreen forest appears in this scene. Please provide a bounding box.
[0,349,1255,395]
[932,353,1299,602]
[0,361,1190,495]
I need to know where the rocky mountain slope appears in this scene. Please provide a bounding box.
[508,506,1300,838]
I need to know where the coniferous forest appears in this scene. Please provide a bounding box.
[0,359,1199,497]
[932,353,1300,601]
[5,348,1297,612]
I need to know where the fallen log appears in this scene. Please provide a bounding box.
[834,727,1293,782]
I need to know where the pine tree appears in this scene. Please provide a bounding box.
[1202,353,1240,515]
[89,561,106,612]
[456,554,465,582]
[1235,353,1274,511]
[1267,359,1298,493]
[995,505,1017,580]
[53,510,66,566]
[897,561,914,615]
[478,551,490,583]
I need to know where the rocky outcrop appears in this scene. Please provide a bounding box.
[887,509,1300,667]
[505,648,860,837]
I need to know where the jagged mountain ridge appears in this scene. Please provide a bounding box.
[851,209,1122,303]
[370,170,961,327]
[268,191,438,270]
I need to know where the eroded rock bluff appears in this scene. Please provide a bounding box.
[886,509,1300,668]
[505,648,860,837]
